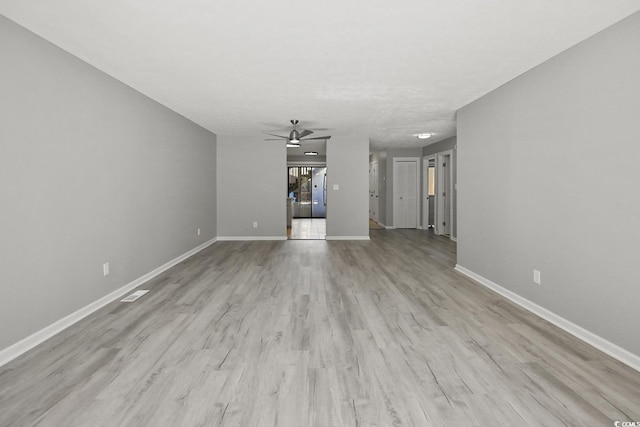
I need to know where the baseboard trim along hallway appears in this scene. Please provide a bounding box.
[0,238,218,368]
[217,236,288,241]
[454,264,640,373]
[325,236,370,240]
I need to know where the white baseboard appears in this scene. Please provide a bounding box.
[385,226,396,230]
[450,235,457,242]
[454,264,640,373]
[217,236,287,241]
[0,238,217,368]
[325,236,370,241]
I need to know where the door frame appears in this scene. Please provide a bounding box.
[369,161,379,222]
[435,150,453,236]
[393,157,420,229]
[422,155,436,230]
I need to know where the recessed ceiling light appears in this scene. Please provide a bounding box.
[304,151,318,156]
[417,132,433,139]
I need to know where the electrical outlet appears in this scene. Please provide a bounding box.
[197,228,201,236]
[533,269,541,285]
[253,221,258,228]
[103,262,110,277]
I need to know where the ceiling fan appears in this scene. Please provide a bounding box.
[264,120,331,147]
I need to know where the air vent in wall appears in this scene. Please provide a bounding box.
[120,290,149,302]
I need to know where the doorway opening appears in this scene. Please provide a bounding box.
[423,156,436,229]
[436,150,453,237]
[369,160,379,223]
[287,166,326,239]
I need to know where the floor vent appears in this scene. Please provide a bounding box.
[120,290,149,303]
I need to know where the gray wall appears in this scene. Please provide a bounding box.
[422,137,456,157]
[326,137,369,238]
[423,137,457,238]
[457,12,640,356]
[217,136,286,238]
[0,16,217,350]
[287,155,327,165]
[385,148,424,227]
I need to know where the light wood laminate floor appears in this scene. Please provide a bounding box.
[1,229,639,426]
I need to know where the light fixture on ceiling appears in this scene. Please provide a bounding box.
[304,151,318,156]
[417,132,433,140]
[264,120,332,146]
[286,135,301,147]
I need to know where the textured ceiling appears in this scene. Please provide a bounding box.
[1,1,638,150]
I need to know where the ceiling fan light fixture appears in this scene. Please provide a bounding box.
[265,120,331,146]
[417,132,433,140]
[304,151,318,156]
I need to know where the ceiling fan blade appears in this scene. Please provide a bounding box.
[298,129,314,138]
[264,132,288,139]
[301,136,332,141]
[264,138,286,141]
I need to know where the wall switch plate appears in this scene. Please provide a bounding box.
[103,262,110,277]
[253,221,258,228]
[333,184,339,190]
[197,228,201,236]
[533,269,541,285]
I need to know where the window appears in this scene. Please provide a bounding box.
[428,166,435,196]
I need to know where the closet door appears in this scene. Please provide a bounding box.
[394,159,418,228]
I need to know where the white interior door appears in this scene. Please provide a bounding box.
[369,161,379,221]
[369,163,374,219]
[423,156,436,229]
[394,158,418,228]
[436,152,452,235]
[372,162,378,221]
